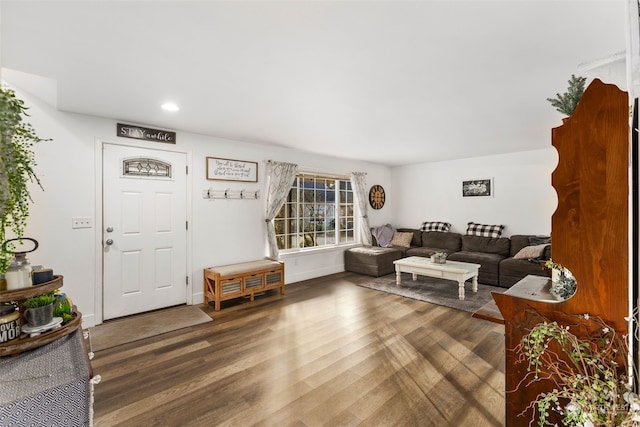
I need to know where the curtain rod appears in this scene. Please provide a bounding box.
[297,171,350,180]
[266,160,366,180]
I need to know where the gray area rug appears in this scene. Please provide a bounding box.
[88,305,212,352]
[357,273,504,313]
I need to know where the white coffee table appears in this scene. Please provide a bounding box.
[393,256,481,300]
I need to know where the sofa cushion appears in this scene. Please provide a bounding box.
[396,228,422,247]
[529,236,551,246]
[344,246,403,277]
[460,235,510,256]
[466,222,505,238]
[421,231,462,252]
[510,234,551,260]
[420,221,451,232]
[514,244,549,259]
[500,258,551,287]
[509,235,532,256]
[510,235,550,256]
[390,231,413,248]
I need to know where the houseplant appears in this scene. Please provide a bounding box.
[514,312,640,426]
[22,291,56,326]
[431,251,447,264]
[545,259,577,300]
[547,74,587,117]
[0,86,47,274]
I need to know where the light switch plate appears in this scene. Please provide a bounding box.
[72,217,93,229]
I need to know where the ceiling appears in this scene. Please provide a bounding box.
[0,1,629,167]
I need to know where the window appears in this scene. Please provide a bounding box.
[122,158,172,178]
[275,174,355,250]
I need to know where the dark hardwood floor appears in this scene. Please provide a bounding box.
[91,272,506,426]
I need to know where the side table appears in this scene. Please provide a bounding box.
[0,329,96,426]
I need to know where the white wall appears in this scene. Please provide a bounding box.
[13,87,392,327]
[390,149,558,236]
[9,84,558,328]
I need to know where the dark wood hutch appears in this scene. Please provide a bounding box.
[488,79,630,425]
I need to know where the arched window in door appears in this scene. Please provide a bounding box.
[122,158,172,178]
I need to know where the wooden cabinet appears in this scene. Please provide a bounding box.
[492,79,630,425]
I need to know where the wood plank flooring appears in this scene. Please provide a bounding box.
[91,272,506,427]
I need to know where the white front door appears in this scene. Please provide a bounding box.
[102,143,188,320]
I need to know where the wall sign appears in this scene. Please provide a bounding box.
[117,123,176,144]
[206,157,258,182]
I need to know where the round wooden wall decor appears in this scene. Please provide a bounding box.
[368,185,385,209]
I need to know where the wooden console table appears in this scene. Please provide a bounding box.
[203,260,285,311]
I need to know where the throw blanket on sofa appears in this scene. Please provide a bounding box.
[371,224,395,247]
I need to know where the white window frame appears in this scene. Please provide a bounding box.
[275,172,356,253]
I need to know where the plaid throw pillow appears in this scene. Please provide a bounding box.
[420,221,451,232]
[466,222,505,238]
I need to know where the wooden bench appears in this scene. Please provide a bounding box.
[203,260,285,311]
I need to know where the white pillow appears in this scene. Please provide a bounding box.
[514,244,548,259]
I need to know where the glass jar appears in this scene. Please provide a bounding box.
[2,237,38,290]
[5,257,32,290]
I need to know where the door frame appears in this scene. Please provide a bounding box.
[93,138,193,326]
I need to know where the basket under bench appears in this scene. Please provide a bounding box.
[203,260,285,311]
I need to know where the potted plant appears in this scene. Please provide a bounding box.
[431,252,447,264]
[547,74,587,117]
[22,292,56,326]
[0,86,48,275]
[515,312,640,426]
[545,259,577,300]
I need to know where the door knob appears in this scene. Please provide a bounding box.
[106,227,114,232]
[105,239,114,246]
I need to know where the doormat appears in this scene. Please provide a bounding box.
[356,273,504,314]
[87,305,212,352]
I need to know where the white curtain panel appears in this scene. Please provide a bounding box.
[265,160,298,259]
[350,172,372,246]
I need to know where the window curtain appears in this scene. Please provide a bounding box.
[265,160,298,259]
[350,172,372,246]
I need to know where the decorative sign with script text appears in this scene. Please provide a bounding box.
[206,157,258,182]
[117,123,176,144]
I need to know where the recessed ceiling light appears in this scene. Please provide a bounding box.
[161,102,180,112]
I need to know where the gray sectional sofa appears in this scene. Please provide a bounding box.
[345,227,551,288]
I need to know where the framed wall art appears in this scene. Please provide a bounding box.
[462,178,493,197]
[206,157,258,182]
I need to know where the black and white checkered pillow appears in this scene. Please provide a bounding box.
[420,221,451,232]
[466,222,505,238]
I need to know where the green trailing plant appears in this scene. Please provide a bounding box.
[547,74,587,116]
[514,312,640,426]
[22,292,56,308]
[0,86,48,273]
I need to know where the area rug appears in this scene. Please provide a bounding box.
[88,305,212,352]
[357,273,504,314]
